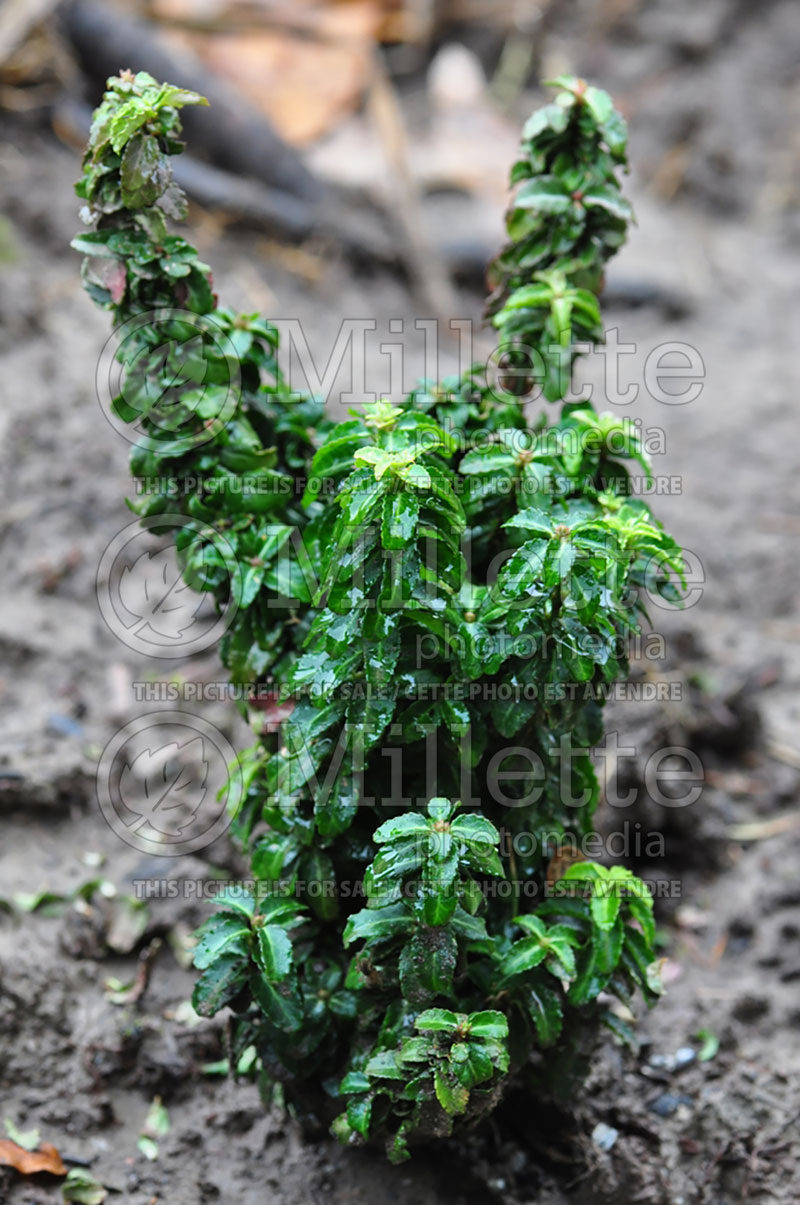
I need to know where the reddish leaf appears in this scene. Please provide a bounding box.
[94,258,127,304]
[250,691,295,733]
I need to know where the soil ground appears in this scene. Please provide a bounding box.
[1,2,800,1201]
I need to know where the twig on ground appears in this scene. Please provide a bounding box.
[367,52,460,324]
[0,0,64,65]
[62,0,320,202]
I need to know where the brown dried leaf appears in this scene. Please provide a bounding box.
[0,1137,67,1176]
[250,690,295,733]
[164,2,381,145]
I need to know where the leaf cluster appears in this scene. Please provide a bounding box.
[487,75,632,400]
[74,73,684,1159]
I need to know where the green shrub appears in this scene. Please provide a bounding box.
[75,70,685,1160]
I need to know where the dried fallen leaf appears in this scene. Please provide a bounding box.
[659,957,684,985]
[249,691,295,734]
[105,895,149,954]
[163,2,381,145]
[728,811,800,842]
[0,1137,66,1176]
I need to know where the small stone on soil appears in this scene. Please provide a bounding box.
[648,1092,693,1118]
[591,1122,619,1152]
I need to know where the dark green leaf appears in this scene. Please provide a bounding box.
[343,902,414,947]
[254,924,293,981]
[382,490,420,549]
[399,929,458,1002]
[249,967,303,1032]
[193,912,251,970]
[120,134,168,208]
[525,981,563,1045]
[192,953,248,1017]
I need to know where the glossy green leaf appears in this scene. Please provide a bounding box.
[365,1050,405,1080]
[434,1067,470,1115]
[346,1094,372,1138]
[399,929,458,1002]
[382,490,420,549]
[192,912,251,970]
[343,902,414,947]
[467,1011,508,1040]
[526,981,563,1045]
[249,967,303,1032]
[254,924,293,981]
[192,953,248,1017]
[373,812,430,843]
[120,134,166,208]
[415,1008,461,1033]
